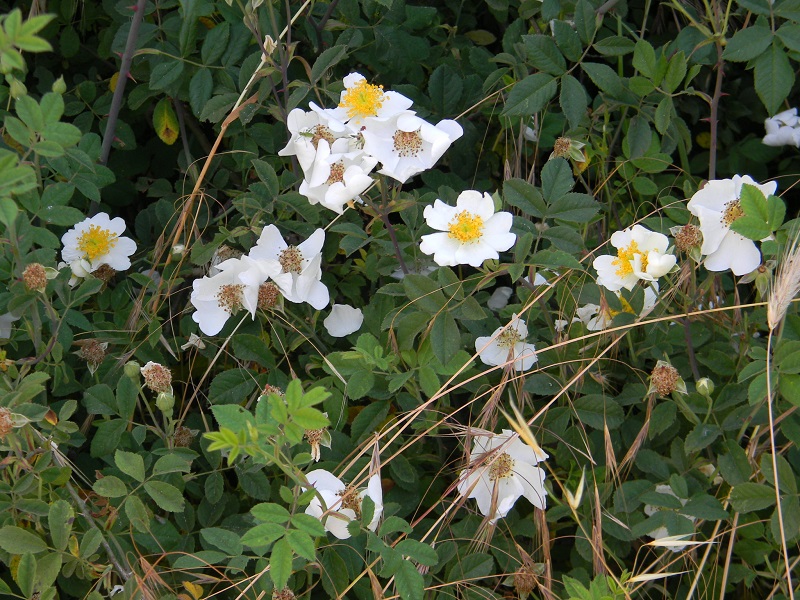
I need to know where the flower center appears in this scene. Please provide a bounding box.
[258,282,280,310]
[496,329,522,348]
[721,200,744,226]
[336,486,361,518]
[489,452,515,481]
[215,283,244,314]
[279,247,304,273]
[448,211,484,243]
[393,129,423,157]
[77,225,118,261]
[612,240,646,278]
[326,161,345,185]
[339,79,385,120]
[309,125,334,149]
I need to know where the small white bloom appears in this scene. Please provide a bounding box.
[361,111,463,183]
[180,333,206,351]
[189,256,268,336]
[304,469,383,539]
[763,108,800,147]
[574,284,659,331]
[420,190,516,268]
[593,225,676,292]
[687,175,776,276]
[298,139,377,214]
[278,108,344,175]
[58,259,91,286]
[457,429,548,523]
[475,314,538,371]
[61,213,136,274]
[312,72,413,132]
[246,225,330,309]
[643,484,696,553]
[487,286,513,311]
[0,309,22,339]
[324,304,364,337]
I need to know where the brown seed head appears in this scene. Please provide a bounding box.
[651,363,680,396]
[172,426,195,448]
[92,264,116,282]
[514,564,537,595]
[674,224,702,252]
[0,407,12,438]
[258,282,281,310]
[272,588,296,600]
[140,361,173,393]
[23,263,47,292]
[553,136,572,158]
[77,339,108,372]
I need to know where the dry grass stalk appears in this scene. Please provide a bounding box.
[592,485,606,577]
[534,507,555,600]
[768,227,800,330]
[618,394,654,473]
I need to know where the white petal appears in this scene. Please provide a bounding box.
[324,304,364,337]
[704,232,761,275]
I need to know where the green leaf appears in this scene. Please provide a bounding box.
[0,526,47,553]
[15,95,44,131]
[311,45,348,84]
[684,422,721,453]
[144,481,185,512]
[552,20,582,61]
[92,475,127,498]
[152,453,193,475]
[150,60,185,91]
[201,528,243,555]
[632,39,657,79]
[428,64,463,115]
[502,73,557,116]
[286,529,316,561]
[524,35,566,75]
[663,51,687,93]
[754,42,795,115]
[730,183,771,240]
[241,522,285,548]
[48,500,73,552]
[395,560,425,600]
[201,22,230,64]
[252,503,291,523]
[0,197,18,228]
[503,178,546,217]
[209,369,258,404]
[766,194,786,230]
[723,25,773,62]
[760,453,798,495]
[403,274,447,313]
[125,495,150,532]
[547,192,599,223]
[573,394,624,429]
[43,122,81,147]
[395,539,438,566]
[654,96,674,134]
[15,553,36,597]
[594,35,635,56]
[379,515,413,536]
[541,158,574,202]
[152,97,179,145]
[560,74,588,130]
[90,418,126,457]
[291,513,327,537]
[430,313,460,366]
[351,400,390,443]
[270,537,293,589]
[115,450,146,483]
[730,482,776,513]
[530,248,583,270]
[582,62,626,98]
[573,0,597,44]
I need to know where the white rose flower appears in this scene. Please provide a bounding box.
[574,284,659,331]
[323,304,364,337]
[420,190,516,268]
[298,139,377,214]
[686,175,776,276]
[763,108,800,147]
[311,72,413,132]
[593,224,676,292]
[278,108,343,175]
[643,484,696,553]
[487,286,513,311]
[475,314,537,371]
[457,429,548,523]
[189,256,268,336]
[304,469,383,539]
[61,213,137,273]
[361,111,463,183]
[245,226,330,309]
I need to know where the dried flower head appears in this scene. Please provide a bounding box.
[649,361,684,396]
[673,224,702,253]
[514,564,537,596]
[257,281,281,310]
[552,136,572,158]
[304,414,332,462]
[272,588,295,600]
[172,426,196,448]
[140,361,173,393]
[261,384,284,398]
[0,407,12,438]
[75,339,108,374]
[23,263,47,292]
[92,264,116,282]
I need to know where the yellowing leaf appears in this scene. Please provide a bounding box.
[153,97,179,146]
[109,72,119,93]
[183,581,204,599]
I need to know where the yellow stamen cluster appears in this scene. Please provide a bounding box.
[674,223,702,252]
[77,224,118,261]
[448,211,484,243]
[215,283,244,314]
[339,79,385,120]
[612,241,646,278]
[337,486,362,517]
[258,282,280,310]
[488,452,515,481]
[278,247,304,274]
[392,129,423,157]
[496,329,522,348]
[721,200,744,226]
[326,161,345,185]
[309,125,335,149]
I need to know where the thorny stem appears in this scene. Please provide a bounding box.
[98,0,147,169]
[709,41,724,180]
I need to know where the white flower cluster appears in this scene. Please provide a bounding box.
[303,469,382,539]
[279,72,463,213]
[762,108,800,148]
[593,225,676,293]
[190,226,331,335]
[60,213,137,285]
